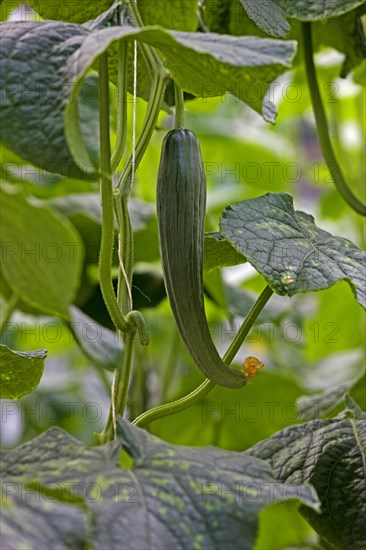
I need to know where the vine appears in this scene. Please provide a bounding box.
[302,22,366,217]
[97,1,167,441]
[133,286,274,427]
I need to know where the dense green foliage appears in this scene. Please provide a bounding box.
[0,1,365,548]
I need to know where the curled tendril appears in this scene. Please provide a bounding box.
[126,310,150,346]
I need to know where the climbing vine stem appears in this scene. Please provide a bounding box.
[302,22,366,216]
[114,191,134,316]
[133,285,274,428]
[97,332,136,443]
[127,0,164,73]
[111,41,128,171]
[98,51,134,335]
[118,70,169,194]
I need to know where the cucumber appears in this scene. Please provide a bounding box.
[157,128,245,388]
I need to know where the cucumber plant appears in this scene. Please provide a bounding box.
[0,1,365,549]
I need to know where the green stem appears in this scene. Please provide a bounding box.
[133,285,274,428]
[98,408,114,445]
[174,82,185,129]
[127,0,163,73]
[97,333,136,444]
[302,22,366,216]
[118,71,169,193]
[115,333,135,418]
[97,52,138,444]
[224,285,274,363]
[111,41,128,171]
[114,190,134,316]
[98,52,133,334]
[0,293,18,332]
[133,379,215,429]
[103,182,139,446]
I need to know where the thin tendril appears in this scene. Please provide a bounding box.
[131,39,138,191]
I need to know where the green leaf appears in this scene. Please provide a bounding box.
[204,267,229,313]
[301,282,366,362]
[248,403,366,549]
[285,0,366,21]
[204,269,292,323]
[296,352,366,420]
[204,231,247,271]
[0,187,83,318]
[139,0,199,31]
[345,394,365,417]
[50,192,159,264]
[0,424,319,549]
[314,9,366,77]
[0,344,46,399]
[65,23,297,131]
[229,0,270,38]
[234,1,366,77]
[240,0,290,38]
[286,7,366,77]
[0,20,96,179]
[51,193,156,233]
[202,0,232,34]
[50,192,106,264]
[297,378,362,421]
[76,73,100,166]
[220,193,366,308]
[350,372,366,411]
[0,492,87,549]
[238,0,366,39]
[53,194,232,270]
[25,0,112,23]
[225,284,295,321]
[68,306,123,372]
[1,14,296,172]
[311,346,365,382]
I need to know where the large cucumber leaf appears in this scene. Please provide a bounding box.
[0,422,319,549]
[249,398,366,549]
[220,193,366,308]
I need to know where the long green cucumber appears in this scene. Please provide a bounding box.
[156,128,246,388]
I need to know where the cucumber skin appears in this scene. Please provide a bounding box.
[157,128,246,388]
